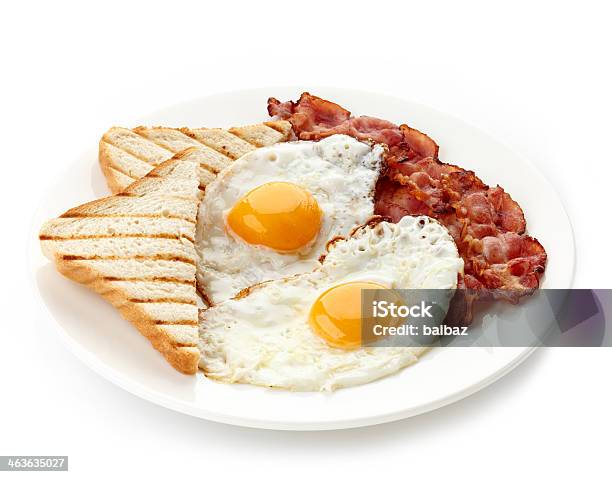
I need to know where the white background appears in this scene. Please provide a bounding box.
[1,1,611,475]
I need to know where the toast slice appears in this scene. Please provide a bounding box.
[99,121,293,193]
[40,158,202,374]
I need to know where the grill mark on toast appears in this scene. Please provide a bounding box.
[132,321,198,346]
[129,297,197,305]
[185,139,235,161]
[104,276,195,285]
[101,139,160,166]
[227,131,256,155]
[131,128,190,153]
[172,147,200,161]
[179,128,234,161]
[59,213,196,224]
[146,168,185,178]
[106,162,141,180]
[198,184,207,192]
[151,320,198,325]
[46,216,195,227]
[40,233,194,243]
[197,160,225,175]
[115,191,200,204]
[229,125,282,147]
[179,128,252,161]
[170,146,229,176]
[61,254,196,265]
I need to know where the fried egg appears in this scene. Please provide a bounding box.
[199,216,464,391]
[195,135,384,304]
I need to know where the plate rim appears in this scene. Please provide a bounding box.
[28,87,575,430]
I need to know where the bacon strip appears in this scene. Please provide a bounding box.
[269,93,547,323]
[269,93,438,156]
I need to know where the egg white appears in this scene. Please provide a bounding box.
[199,216,464,392]
[195,135,384,304]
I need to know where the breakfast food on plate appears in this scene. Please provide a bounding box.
[39,159,201,373]
[39,92,550,384]
[199,216,464,391]
[196,134,385,303]
[99,121,292,193]
[269,93,547,322]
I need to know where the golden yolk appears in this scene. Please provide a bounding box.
[227,182,322,252]
[309,282,387,349]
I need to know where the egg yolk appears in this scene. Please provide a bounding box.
[309,281,388,349]
[227,182,322,252]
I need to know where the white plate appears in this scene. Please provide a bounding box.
[29,87,575,430]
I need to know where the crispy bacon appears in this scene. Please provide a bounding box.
[270,92,437,155]
[268,93,547,323]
